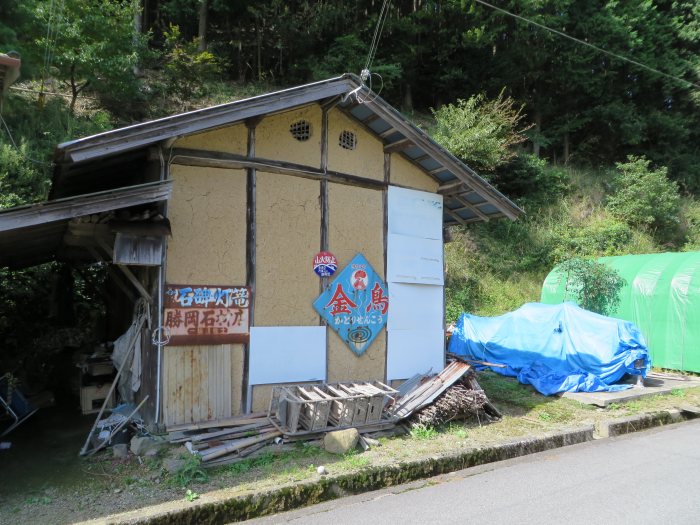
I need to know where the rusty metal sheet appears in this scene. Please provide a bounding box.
[164,284,250,346]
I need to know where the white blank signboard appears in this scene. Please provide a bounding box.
[387,329,445,381]
[388,283,443,331]
[387,233,444,285]
[388,186,443,240]
[249,326,326,385]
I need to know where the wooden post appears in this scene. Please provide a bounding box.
[243,118,259,414]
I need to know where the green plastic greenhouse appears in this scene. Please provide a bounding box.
[541,252,700,373]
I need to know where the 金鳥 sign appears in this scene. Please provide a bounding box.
[313,254,389,356]
[164,284,250,345]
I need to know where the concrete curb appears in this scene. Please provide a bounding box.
[594,408,686,438]
[84,409,699,525]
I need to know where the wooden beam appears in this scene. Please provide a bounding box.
[438,180,465,194]
[320,95,342,111]
[444,209,467,226]
[379,127,398,139]
[383,137,413,154]
[362,113,381,126]
[170,148,386,190]
[0,181,172,233]
[412,153,431,163]
[243,119,258,414]
[454,195,490,221]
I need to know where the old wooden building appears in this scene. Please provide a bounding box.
[0,75,521,429]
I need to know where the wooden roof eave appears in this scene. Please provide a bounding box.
[54,76,356,165]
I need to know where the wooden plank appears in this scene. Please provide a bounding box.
[166,413,267,432]
[0,181,172,232]
[222,345,232,418]
[170,149,386,191]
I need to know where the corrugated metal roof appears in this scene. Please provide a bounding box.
[52,74,522,225]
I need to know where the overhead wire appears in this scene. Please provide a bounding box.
[39,0,65,107]
[0,113,52,166]
[472,0,700,91]
[354,0,392,104]
[363,0,392,76]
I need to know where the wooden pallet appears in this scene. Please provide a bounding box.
[268,381,397,435]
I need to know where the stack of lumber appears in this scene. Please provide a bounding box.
[167,412,281,467]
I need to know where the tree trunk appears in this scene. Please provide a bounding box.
[198,0,208,51]
[533,109,542,157]
[257,28,262,82]
[563,132,570,165]
[403,83,413,112]
[133,0,142,75]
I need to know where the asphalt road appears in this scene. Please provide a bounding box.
[243,419,700,525]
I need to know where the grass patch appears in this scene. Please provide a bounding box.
[410,424,439,440]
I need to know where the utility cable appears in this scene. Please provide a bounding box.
[363,0,392,79]
[473,0,700,91]
[0,113,53,166]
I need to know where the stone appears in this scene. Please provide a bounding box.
[112,444,128,458]
[163,458,187,473]
[316,465,327,475]
[131,435,168,456]
[323,428,360,455]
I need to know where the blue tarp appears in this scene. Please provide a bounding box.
[447,302,651,395]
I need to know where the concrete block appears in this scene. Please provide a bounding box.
[131,435,168,456]
[324,428,360,455]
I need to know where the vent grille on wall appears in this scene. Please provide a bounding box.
[339,130,357,150]
[289,120,311,141]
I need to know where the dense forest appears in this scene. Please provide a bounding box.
[1,1,700,376]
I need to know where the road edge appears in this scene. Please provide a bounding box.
[80,409,697,525]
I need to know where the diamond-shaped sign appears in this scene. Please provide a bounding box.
[313,253,389,356]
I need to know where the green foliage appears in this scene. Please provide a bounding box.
[171,454,208,487]
[310,34,402,91]
[559,257,626,316]
[30,0,148,114]
[606,156,681,236]
[184,489,199,502]
[410,424,438,440]
[154,24,222,108]
[493,154,569,205]
[680,198,700,251]
[0,144,49,208]
[431,90,531,174]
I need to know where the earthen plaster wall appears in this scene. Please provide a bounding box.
[174,123,247,155]
[256,106,322,166]
[254,171,321,326]
[327,108,384,181]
